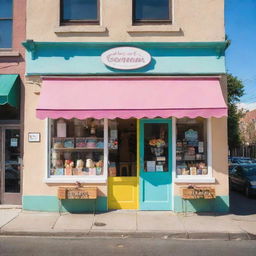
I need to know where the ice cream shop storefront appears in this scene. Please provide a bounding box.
[22,42,229,213]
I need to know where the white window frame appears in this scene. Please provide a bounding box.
[172,117,215,183]
[44,118,108,184]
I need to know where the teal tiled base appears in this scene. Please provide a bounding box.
[22,196,107,213]
[174,195,229,213]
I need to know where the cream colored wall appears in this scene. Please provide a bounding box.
[23,76,107,197]
[27,0,225,42]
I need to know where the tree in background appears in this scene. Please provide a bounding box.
[227,74,245,149]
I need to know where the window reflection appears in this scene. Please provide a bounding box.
[144,123,168,172]
[134,0,170,21]
[108,119,137,177]
[176,118,208,176]
[62,0,98,22]
[5,129,20,193]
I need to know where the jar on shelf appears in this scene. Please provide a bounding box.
[57,119,67,137]
[75,125,85,137]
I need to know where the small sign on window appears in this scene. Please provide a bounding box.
[10,138,18,147]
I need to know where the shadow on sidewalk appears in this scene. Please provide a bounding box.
[229,191,256,216]
[189,191,256,217]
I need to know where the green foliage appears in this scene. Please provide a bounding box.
[227,74,245,148]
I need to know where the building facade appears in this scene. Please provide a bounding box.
[22,0,229,212]
[240,109,256,145]
[0,0,26,205]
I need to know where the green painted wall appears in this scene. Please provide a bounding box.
[23,195,229,213]
[22,196,108,213]
[174,195,229,213]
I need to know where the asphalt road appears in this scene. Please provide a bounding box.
[0,236,256,256]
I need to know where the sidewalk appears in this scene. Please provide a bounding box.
[0,207,256,240]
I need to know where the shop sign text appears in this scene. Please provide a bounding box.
[182,187,215,199]
[101,47,151,70]
[58,187,97,200]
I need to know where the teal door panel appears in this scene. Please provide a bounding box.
[139,119,172,210]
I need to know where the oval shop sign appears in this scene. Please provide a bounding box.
[101,47,151,70]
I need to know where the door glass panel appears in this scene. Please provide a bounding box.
[108,119,137,177]
[144,123,168,172]
[4,129,20,193]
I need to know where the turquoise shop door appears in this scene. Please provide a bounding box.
[139,119,172,210]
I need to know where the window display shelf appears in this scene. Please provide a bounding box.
[177,159,206,162]
[52,147,104,152]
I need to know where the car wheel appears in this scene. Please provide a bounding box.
[245,186,251,198]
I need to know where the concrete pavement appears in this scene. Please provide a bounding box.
[0,208,256,240]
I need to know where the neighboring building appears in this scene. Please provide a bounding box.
[0,0,26,205]
[22,0,229,212]
[240,109,256,145]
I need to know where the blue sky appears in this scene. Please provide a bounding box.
[225,0,256,107]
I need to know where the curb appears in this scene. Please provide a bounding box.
[0,206,22,210]
[0,230,254,240]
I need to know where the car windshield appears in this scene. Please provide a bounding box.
[242,166,256,176]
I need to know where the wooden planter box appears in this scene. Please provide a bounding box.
[58,187,97,200]
[181,187,215,200]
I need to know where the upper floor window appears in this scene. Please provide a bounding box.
[0,0,13,48]
[61,0,99,24]
[133,0,171,23]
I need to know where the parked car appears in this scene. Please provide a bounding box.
[229,164,256,197]
[230,157,253,164]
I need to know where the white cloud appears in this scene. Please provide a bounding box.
[237,102,256,111]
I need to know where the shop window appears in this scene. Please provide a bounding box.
[49,118,105,179]
[60,0,99,24]
[133,0,171,23]
[0,104,19,120]
[0,0,13,48]
[176,118,208,176]
[108,119,137,177]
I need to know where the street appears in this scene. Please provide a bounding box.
[0,190,255,256]
[0,236,256,256]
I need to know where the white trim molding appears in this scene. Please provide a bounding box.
[44,177,107,184]
[174,177,215,184]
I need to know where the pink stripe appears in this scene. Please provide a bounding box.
[36,109,227,120]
